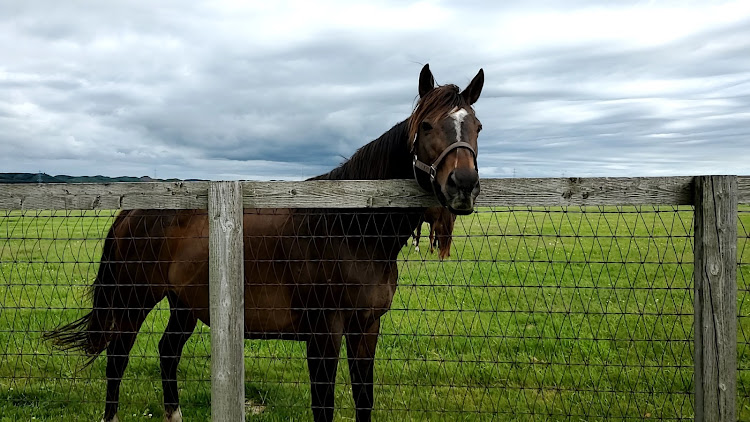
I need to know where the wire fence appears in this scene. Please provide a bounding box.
[738,206,750,419]
[1,203,721,421]
[396,205,695,421]
[0,210,212,420]
[0,177,748,421]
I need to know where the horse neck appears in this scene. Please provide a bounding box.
[292,209,424,261]
[303,119,426,257]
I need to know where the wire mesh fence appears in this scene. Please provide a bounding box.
[389,205,695,421]
[0,202,716,421]
[0,210,212,421]
[738,206,750,420]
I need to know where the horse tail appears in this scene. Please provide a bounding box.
[44,214,125,366]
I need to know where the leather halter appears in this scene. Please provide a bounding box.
[411,133,478,206]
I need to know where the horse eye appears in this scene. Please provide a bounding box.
[421,121,433,131]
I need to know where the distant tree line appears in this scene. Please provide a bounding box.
[0,173,192,184]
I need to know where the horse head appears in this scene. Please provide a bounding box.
[409,64,484,215]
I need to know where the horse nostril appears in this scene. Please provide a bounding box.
[449,168,479,191]
[450,172,459,186]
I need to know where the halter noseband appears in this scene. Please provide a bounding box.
[411,133,478,206]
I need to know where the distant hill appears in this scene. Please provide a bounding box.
[0,173,191,183]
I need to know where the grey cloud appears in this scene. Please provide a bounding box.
[1,1,748,181]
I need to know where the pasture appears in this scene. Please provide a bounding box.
[1,206,748,421]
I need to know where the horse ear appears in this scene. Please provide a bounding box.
[461,68,484,105]
[419,64,435,98]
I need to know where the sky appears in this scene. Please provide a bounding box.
[1,0,749,180]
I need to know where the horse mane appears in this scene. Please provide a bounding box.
[309,120,411,181]
[310,84,467,181]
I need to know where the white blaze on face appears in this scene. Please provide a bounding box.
[448,107,470,169]
[449,108,469,142]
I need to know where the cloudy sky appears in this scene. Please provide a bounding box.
[1,1,749,180]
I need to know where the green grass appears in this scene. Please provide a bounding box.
[1,207,749,421]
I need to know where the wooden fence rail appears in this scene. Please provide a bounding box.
[2,176,732,209]
[1,175,749,421]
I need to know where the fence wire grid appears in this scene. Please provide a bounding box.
[738,206,750,420]
[0,210,212,421]
[0,204,742,421]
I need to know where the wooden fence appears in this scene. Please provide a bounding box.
[1,175,749,421]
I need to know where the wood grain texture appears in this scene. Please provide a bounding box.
[208,181,245,422]
[240,179,439,208]
[738,176,750,204]
[0,175,746,210]
[0,181,208,210]
[240,177,696,208]
[476,177,695,206]
[693,175,737,422]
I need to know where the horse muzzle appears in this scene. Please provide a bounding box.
[443,168,480,215]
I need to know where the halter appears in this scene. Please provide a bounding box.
[411,132,478,207]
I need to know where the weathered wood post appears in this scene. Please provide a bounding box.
[209,181,245,422]
[694,175,737,422]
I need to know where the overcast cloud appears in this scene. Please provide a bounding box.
[1,1,748,180]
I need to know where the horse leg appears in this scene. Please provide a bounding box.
[159,296,197,422]
[306,313,344,422]
[102,307,154,422]
[346,319,380,422]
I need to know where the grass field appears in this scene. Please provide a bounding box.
[1,206,749,421]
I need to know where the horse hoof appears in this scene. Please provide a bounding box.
[101,415,119,422]
[164,407,183,422]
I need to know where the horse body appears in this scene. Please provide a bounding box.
[106,207,418,336]
[47,64,484,422]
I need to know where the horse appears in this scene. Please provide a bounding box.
[46,64,484,422]
[413,207,457,260]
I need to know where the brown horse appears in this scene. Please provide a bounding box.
[46,64,484,422]
[413,207,457,260]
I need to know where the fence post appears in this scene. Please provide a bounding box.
[209,181,245,422]
[694,175,737,422]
